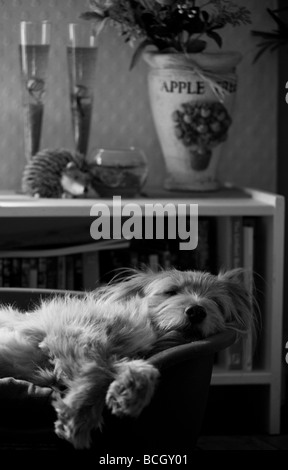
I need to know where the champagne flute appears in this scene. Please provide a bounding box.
[67,22,98,157]
[19,20,51,161]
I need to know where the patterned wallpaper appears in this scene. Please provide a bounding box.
[0,0,278,193]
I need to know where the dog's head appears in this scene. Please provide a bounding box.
[101,268,255,341]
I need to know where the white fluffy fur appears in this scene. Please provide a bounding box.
[0,268,254,449]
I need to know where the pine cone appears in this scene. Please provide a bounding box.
[22,149,76,197]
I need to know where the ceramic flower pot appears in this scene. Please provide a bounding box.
[143,51,242,191]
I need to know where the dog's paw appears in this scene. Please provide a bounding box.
[106,360,160,418]
[53,395,92,449]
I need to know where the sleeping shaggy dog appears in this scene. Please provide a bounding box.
[0,268,254,449]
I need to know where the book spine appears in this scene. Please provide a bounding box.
[46,257,58,289]
[74,254,83,291]
[129,251,139,269]
[21,258,31,288]
[216,217,244,370]
[216,217,233,271]
[227,217,244,371]
[2,259,11,287]
[242,219,255,372]
[216,217,232,369]
[57,256,67,290]
[231,217,243,269]
[195,218,211,272]
[148,253,159,272]
[65,256,75,291]
[0,239,130,259]
[29,258,38,288]
[11,258,22,288]
[37,257,47,288]
[160,244,172,270]
[82,252,100,291]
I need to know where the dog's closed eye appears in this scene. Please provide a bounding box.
[164,289,178,296]
[213,300,225,316]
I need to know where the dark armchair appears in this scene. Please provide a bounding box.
[0,288,235,452]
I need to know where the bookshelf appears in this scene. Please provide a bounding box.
[0,187,284,434]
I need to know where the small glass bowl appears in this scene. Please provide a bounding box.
[88,147,148,197]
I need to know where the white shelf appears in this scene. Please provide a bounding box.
[0,189,277,217]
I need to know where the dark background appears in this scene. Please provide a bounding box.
[277,0,288,434]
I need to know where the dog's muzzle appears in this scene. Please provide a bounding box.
[185,305,206,325]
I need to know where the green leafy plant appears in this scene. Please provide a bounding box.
[251,7,288,62]
[81,0,251,68]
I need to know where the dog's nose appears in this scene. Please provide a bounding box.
[185,305,206,324]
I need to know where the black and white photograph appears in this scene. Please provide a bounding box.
[0,0,287,461]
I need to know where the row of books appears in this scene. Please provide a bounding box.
[0,216,257,371]
[0,240,130,292]
[99,218,217,282]
[0,218,218,288]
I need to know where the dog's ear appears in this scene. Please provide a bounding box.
[217,268,245,284]
[217,268,253,311]
[217,268,255,335]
